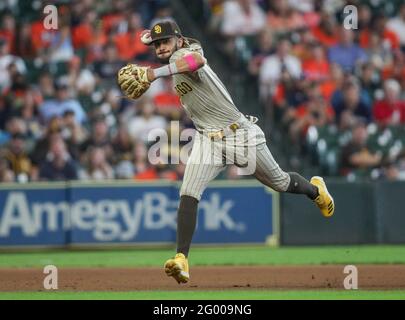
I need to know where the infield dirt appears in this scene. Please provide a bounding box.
[1,265,405,291]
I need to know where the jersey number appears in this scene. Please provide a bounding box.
[175,82,193,97]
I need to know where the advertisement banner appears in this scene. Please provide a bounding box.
[0,181,277,247]
[0,184,68,246]
[69,183,177,243]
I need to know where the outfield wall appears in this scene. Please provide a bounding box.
[0,181,278,247]
[1,180,404,247]
[280,180,405,245]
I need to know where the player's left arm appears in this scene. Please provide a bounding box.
[145,52,206,82]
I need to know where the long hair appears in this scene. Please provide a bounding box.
[181,37,201,48]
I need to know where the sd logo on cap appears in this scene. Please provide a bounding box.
[149,21,183,45]
[154,25,162,34]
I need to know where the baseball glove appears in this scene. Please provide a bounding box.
[117,64,151,99]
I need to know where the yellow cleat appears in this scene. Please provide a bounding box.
[164,253,189,284]
[310,176,335,217]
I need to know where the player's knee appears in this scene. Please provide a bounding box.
[272,182,288,193]
[179,187,202,202]
[271,171,290,192]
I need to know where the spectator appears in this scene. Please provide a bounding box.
[30,117,65,171]
[340,121,382,175]
[259,38,302,99]
[220,0,266,37]
[328,28,368,72]
[0,158,14,182]
[48,20,75,63]
[152,77,182,116]
[1,0,404,183]
[365,32,393,71]
[114,13,149,61]
[382,159,405,181]
[115,160,134,179]
[381,50,405,84]
[387,3,405,50]
[373,79,405,125]
[93,43,124,85]
[0,95,13,131]
[60,110,87,159]
[80,115,113,162]
[37,72,55,100]
[266,0,306,35]
[338,108,358,133]
[0,132,32,182]
[332,77,372,125]
[157,164,178,181]
[101,0,127,33]
[111,126,135,165]
[39,79,87,124]
[133,141,158,180]
[39,135,79,181]
[3,117,27,143]
[82,146,114,180]
[286,86,334,143]
[359,63,382,102]
[2,62,30,115]
[18,88,43,141]
[0,38,26,91]
[302,42,330,82]
[272,76,309,114]
[30,18,53,55]
[291,27,316,62]
[127,99,167,143]
[0,2,200,184]
[311,11,339,48]
[149,3,176,29]
[359,13,400,50]
[206,0,226,34]
[85,19,108,63]
[357,4,372,31]
[174,162,186,181]
[0,13,16,54]
[71,9,97,50]
[247,28,274,77]
[287,0,314,13]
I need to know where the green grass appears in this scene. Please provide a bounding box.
[1,290,404,300]
[1,245,405,268]
[2,246,405,300]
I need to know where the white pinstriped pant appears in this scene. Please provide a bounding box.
[180,119,291,201]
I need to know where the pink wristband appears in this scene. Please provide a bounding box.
[184,54,199,72]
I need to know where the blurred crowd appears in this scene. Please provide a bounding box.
[0,0,215,183]
[204,0,405,180]
[1,0,405,184]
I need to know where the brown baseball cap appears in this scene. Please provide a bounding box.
[149,20,182,44]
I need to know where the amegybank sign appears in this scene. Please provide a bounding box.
[0,183,275,246]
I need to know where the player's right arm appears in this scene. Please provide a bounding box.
[146,51,206,83]
[137,30,206,83]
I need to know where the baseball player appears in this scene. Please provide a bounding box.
[118,21,334,284]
